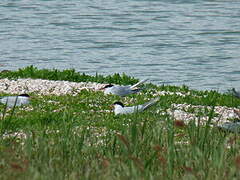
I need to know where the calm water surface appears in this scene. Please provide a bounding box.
[0,0,240,91]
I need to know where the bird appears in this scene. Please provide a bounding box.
[102,79,148,96]
[217,121,240,133]
[232,88,240,98]
[234,109,240,118]
[0,94,31,107]
[112,97,159,115]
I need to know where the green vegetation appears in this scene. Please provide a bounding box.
[0,65,138,85]
[0,66,240,179]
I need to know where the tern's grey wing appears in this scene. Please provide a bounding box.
[124,103,154,114]
[122,106,137,114]
[111,86,135,96]
[114,105,135,115]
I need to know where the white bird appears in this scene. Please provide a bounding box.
[218,121,240,133]
[102,79,148,96]
[0,94,31,107]
[112,97,159,115]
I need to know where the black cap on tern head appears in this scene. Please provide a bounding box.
[19,94,30,97]
[113,101,124,107]
[104,84,114,88]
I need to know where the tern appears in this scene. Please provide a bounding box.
[0,94,31,107]
[102,79,148,96]
[112,97,159,115]
[232,88,240,99]
[217,121,240,133]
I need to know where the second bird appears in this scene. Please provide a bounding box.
[102,79,148,96]
[112,97,160,115]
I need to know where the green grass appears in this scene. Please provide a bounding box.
[0,66,240,179]
[0,65,138,85]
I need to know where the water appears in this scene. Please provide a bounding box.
[0,0,240,92]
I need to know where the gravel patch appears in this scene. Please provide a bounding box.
[168,103,240,125]
[0,78,106,96]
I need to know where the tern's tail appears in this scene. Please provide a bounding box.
[142,97,160,111]
[232,88,240,98]
[130,78,148,89]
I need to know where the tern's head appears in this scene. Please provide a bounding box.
[100,84,114,91]
[103,84,114,89]
[19,94,30,98]
[113,101,124,107]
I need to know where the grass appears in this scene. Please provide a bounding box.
[0,66,240,179]
[0,65,138,85]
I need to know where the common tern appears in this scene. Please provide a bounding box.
[102,79,148,96]
[112,97,159,115]
[217,121,240,133]
[0,94,31,107]
[232,88,240,98]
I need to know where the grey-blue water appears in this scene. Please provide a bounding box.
[0,0,240,92]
